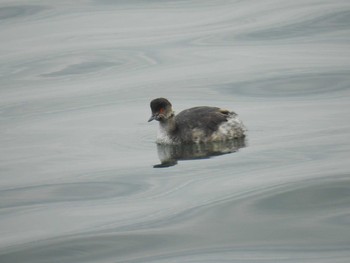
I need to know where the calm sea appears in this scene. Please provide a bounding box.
[1,1,350,262]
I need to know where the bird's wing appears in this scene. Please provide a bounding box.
[175,107,233,134]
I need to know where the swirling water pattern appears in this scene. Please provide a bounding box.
[1,0,350,262]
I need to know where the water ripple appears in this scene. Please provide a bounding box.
[41,61,117,77]
[38,50,158,79]
[255,177,350,214]
[219,71,350,99]
[0,181,143,209]
[0,5,48,22]
[240,10,350,41]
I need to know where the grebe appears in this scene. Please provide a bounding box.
[148,98,246,144]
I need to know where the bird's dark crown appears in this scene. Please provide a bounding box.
[150,98,172,113]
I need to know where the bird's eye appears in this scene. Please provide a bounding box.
[159,108,164,114]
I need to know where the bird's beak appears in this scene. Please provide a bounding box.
[148,114,156,122]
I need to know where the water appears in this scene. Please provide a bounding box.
[1,0,350,262]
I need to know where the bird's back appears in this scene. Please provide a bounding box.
[175,107,229,131]
[173,106,240,143]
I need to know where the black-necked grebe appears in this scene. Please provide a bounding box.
[148,98,246,144]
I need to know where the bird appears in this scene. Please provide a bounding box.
[148,98,246,144]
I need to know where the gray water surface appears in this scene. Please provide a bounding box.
[1,1,350,262]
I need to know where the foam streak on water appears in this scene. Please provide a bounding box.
[1,1,350,262]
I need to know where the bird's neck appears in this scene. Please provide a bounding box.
[159,113,176,134]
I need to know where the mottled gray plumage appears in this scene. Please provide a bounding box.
[174,107,235,142]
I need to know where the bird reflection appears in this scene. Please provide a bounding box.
[154,138,246,168]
